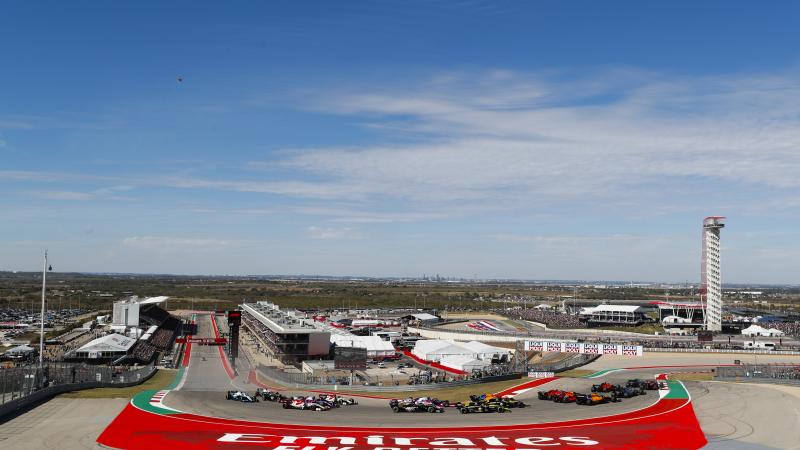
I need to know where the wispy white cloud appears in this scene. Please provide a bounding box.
[306,226,361,240]
[32,191,97,201]
[27,185,135,201]
[281,69,800,210]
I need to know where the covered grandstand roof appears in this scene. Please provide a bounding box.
[76,333,137,354]
[408,313,438,321]
[139,296,169,304]
[592,305,642,313]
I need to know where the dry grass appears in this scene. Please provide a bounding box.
[666,372,714,382]
[556,369,595,378]
[59,369,177,399]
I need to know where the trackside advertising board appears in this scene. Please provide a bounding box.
[525,341,643,356]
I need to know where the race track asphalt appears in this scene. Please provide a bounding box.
[166,314,656,427]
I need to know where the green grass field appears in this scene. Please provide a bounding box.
[59,368,177,399]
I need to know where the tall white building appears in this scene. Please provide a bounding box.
[112,299,140,328]
[701,216,725,331]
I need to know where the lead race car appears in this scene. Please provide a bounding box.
[627,379,660,390]
[226,390,259,403]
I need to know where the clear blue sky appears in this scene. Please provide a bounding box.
[2,1,799,283]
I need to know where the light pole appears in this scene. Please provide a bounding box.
[39,250,49,368]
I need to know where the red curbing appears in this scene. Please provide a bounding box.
[401,350,469,375]
[210,313,236,379]
[494,376,559,397]
[182,335,192,367]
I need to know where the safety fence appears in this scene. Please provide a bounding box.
[715,364,800,386]
[256,352,594,392]
[413,324,800,353]
[528,353,599,372]
[645,347,800,355]
[0,362,156,416]
[256,364,520,393]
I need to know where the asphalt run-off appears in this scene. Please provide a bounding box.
[96,314,708,449]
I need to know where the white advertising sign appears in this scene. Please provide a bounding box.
[524,340,643,356]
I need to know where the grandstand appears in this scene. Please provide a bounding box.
[139,304,171,327]
[512,308,582,328]
[586,305,648,327]
[241,301,331,366]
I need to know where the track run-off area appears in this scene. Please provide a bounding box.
[96,313,800,450]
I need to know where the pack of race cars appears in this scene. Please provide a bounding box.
[388,394,526,414]
[226,389,358,411]
[538,378,662,406]
[226,377,661,414]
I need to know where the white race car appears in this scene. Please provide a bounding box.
[226,390,259,402]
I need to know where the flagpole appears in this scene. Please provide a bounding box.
[39,250,47,368]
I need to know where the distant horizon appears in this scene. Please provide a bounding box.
[2,269,795,288]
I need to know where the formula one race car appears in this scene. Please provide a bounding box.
[318,394,358,406]
[255,388,285,402]
[415,397,452,408]
[627,379,659,390]
[591,382,616,393]
[552,391,577,403]
[282,396,332,411]
[613,385,643,398]
[538,389,564,401]
[575,392,618,406]
[457,401,510,414]
[389,398,445,413]
[469,393,497,403]
[226,390,259,402]
[493,397,526,408]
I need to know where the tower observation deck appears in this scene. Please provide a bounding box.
[701,216,725,331]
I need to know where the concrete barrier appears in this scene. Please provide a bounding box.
[0,366,157,420]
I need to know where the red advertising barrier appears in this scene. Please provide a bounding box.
[98,393,706,450]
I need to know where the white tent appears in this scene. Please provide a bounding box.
[461,341,508,360]
[412,339,510,362]
[741,324,783,337]
[72,333,136,359]
[6,345,36,356]
[439,355,490,372]
[330,334,395,357]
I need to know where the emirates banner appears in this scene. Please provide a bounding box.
[524,340,643,356]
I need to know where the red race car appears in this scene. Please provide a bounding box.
[553,391,577,403]
[591,382,616,393]
[537,389,564,401]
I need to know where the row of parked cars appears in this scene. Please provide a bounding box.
[225,389,358,411]
[538,379,662,406]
